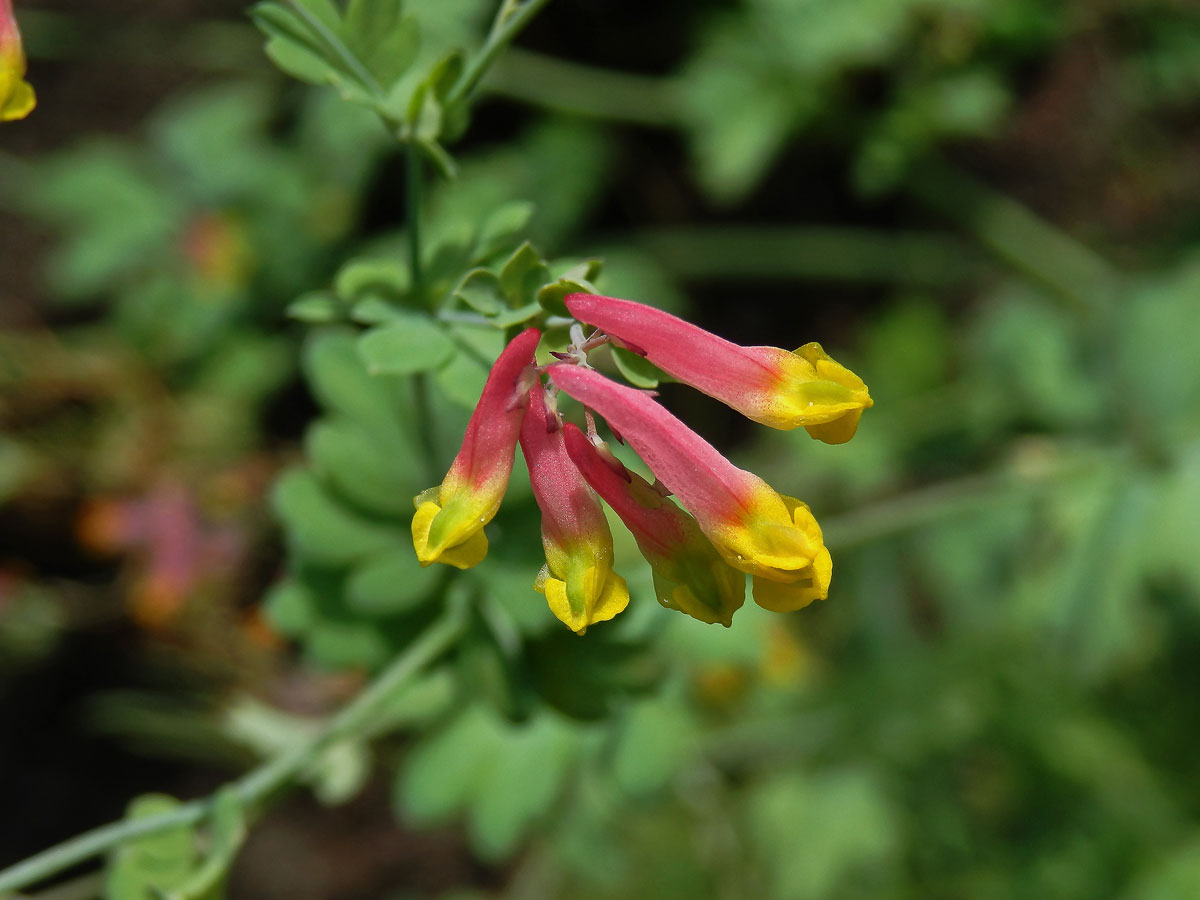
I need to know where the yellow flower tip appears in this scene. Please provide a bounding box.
[712,489,823,580]
[538,564,630,635]
[1,18,35,123]
[752,546,832,612]
[804,408,864,445]
[411,499,489,570]
[775,342,872,443]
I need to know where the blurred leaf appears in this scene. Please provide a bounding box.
[397,705,579,859]
[288,290,343,323]
[749,768,898,900]
[346,550,442,616]
[105,794,197,900]
[454,268,506,314]
[1125,836,1200,900]
[358,316,456,374]
[335,257,411,301]
[273,468,407,566]
[611,693,699,795]
[307,416,420,517]
[344,0,421,90]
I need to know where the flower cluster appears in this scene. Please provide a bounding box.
[411,294,872,633]
[1,0,35,123]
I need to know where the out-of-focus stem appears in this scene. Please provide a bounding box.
[630,225,987,286]
[0,606,466,897]
[907,158,1120,317]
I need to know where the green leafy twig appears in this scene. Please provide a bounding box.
[0,605,467,898]
[446,0,554,110]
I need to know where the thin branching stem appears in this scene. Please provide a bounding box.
[0,606,467,897]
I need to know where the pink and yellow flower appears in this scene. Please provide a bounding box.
[520,387,629,634]
[411,327,540,569]
[1,0,35,122]
[548,365,831,611]
[563,423,745,626]
[566,293,872,443]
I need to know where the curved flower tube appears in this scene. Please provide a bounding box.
[520,387,629,634]
[411,327,540,569]
[1,0,35,122]
[563,424,745,626]
[565,293,872,443]
[548,365,827,599]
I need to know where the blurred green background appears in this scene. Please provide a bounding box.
[3,0,1200,898]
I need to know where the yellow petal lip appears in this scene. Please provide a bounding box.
[411,499,490,569]
[752,546,832,612]
[0,75,34,122]
[540,567,630,635]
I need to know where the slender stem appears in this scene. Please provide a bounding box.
[407,147,423,290]
[446,0,554,109]
[631,225,987,286]
[819,449,1123,551]
[485,47,682,127]
[907,157,1119,318]
[0,608,466,897]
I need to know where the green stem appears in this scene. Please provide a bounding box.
[447,0,554,109]
[819,448,1123,551]
[907,157,1120,318]
[630,225,987,286]
[407,146,423,289]
[486,47,681,127]
[0,607,466,897]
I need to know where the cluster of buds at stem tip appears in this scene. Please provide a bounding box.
[0,0,35,122]
[411,294,871,633]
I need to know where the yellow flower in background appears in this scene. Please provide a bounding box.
[1,0,35,122]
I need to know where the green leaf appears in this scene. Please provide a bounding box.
[749,769,898,900]
[306,416,420,517]
[454,268,506,314]
[287,290,342,323]
[489,301,543,329]
[303,329,413,441]
[612,695,699,794]
[475,201,535,262]
[289,0,342,32]
[434,350,490,409]
[346,550,441,616]
[358,316,456,374]
[344,0,420,89]
[536,279,592,318]
[350,296,406,324]
[468,715,577,860]
[263,578,316,636]
[334,257,410,301]
[398,705,501,825]
[499,241,552,307]
[163,788,246,900]
[105,794,197,900]
[273,468,407,566]
[611,346,667,389]
[306,619,391,669]
[261,32,338,87]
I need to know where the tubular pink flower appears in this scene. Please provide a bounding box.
[563,424,745,626]
[1,0,35,122]
[566,293,872,443]
[411,328,540,569]
[548,365,829,608]
[519,387,629,634]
